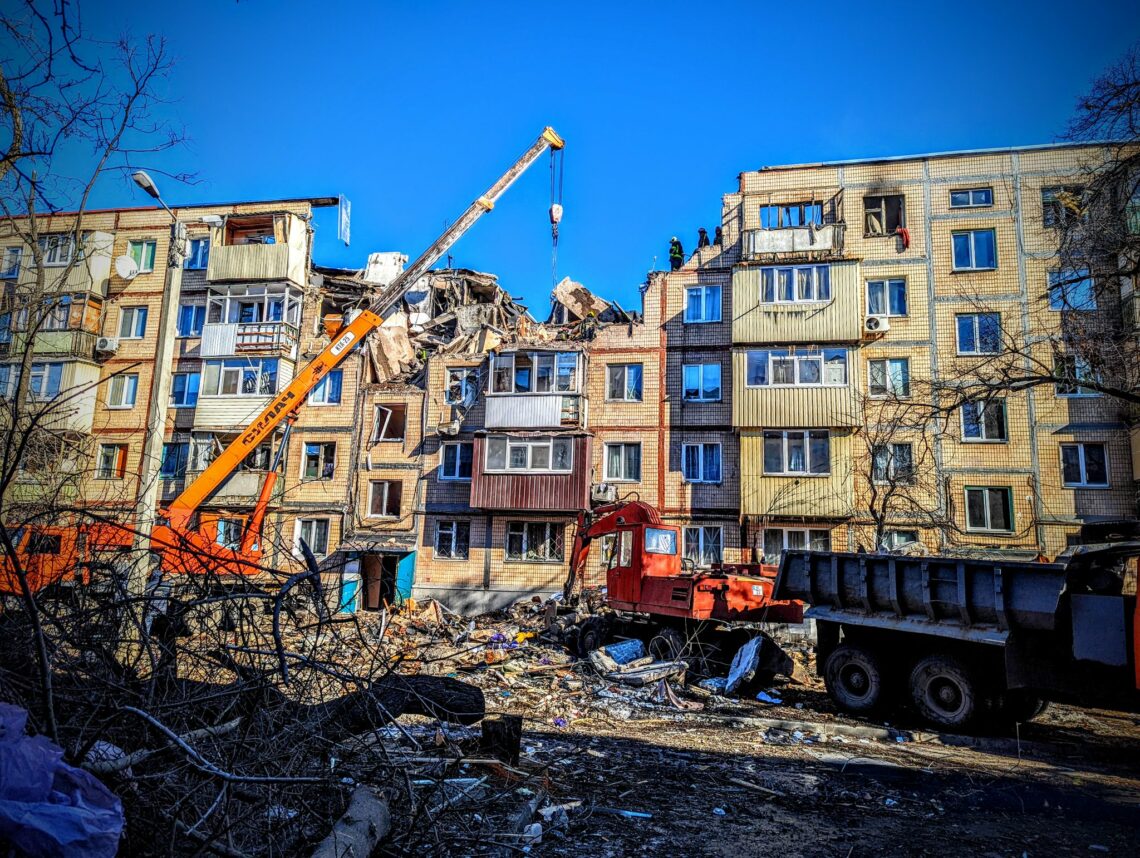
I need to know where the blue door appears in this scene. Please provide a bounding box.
[339,575,360,613]
[395,551,416,603]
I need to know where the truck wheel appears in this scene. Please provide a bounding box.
[823,644,885,714]
[576,617,606,658]
[999,690,1048,724]
[648,627,685,661]
[909,655,981,730]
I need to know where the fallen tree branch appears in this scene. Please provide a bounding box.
[309,785,391,858]
[83,717,244,775]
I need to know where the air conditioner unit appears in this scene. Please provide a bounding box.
[591,483,617,504]
[436,419,460,436]
[863,315,890,335]
[95,336,119,354]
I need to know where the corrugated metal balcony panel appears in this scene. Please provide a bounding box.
[739,430,854,519]
[469,435,591,511]
[732,356,861,429]
[207,243,291,283]
[485,394,583,429]
[7,329,98,360]
[193,395,273,430]
[17,231,113,297]
[732,260,862,345]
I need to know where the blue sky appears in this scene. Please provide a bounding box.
[59,1,1140,311]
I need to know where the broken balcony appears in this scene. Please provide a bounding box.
[205,213,308,285]
[743,191,845,259]
[199,285,302,359]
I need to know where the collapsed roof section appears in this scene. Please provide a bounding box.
[309,255,641,390]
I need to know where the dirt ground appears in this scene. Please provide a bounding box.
[367,605,1140,856]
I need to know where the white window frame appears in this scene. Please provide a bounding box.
[1059,443,1109,488]
[505,521,565,563]
[866,279,907,317]
[762,527,830,561]
[439,441,473,481]
[489,351,580,394]
[682,363,721,401]
[964,486,1014,533]
[759,264,832,305]
[880,530,919,550]
[205,284,302,327]
[871,442,915,484]
[184,237,210,270]
[435,520,470,561]
[300,441,336,481]
[960,399,1008,443]
[107,373,139,409]
[868,358,910,398]
[605,363,643,402]
[295,518,330,556]
[949,188,993,208]
[683,525,723,568]
[745,348,848,388]
[603,442,641,482]
[763,429,831,476]
[309,370,342,405]
[28,362,63,400]
[484,435,573,473]
[1054,355,1101,398]
[955,313,1001,355]
[216,518,244,550]
[1048,267,1096,311]
[202,358,278,397]
[683,284,722,323]
[951,228,998,271]
[128,239,157,274]
[118,305,148,339]
[176,303,206,337]
[38,234,75,267]
[159,441,189,479]
[96,443,127,480]
[445,367,479,405]
[681,442,722,484]
[0,246,22,278]
[367,480,402,518]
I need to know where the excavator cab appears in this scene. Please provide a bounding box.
[604,521,683,606]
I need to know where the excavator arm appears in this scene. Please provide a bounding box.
[562,501,662,601]
[155,127,565,574]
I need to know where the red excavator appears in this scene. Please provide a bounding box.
[557,500,803,667]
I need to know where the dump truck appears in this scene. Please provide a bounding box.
[773,524,1140,730]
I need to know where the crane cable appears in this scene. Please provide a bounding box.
[549,147,564,286]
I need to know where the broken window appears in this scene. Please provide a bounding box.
[868,358,910,398]
[41,295,71,331]
[961,400,1008,441]
[368,480,403,517]
[373,403,407,442]
[0,247,22,278]
[556,353,578,392]
[871,443,915,484]
[27,363,63,400]
[491,353,514,393]
[216,518,244,550]
[241,442,272,471]
[445,368,478,405]
[184,237,210,270]
[534,353,555,392]
[301,442,336,480]
[506,521,564,562]
[863,194,905,236]
[746,348,847,387]
[1041,186,1086,227]
[223,215,283,246]
[1054,355,1100,397]
[606,364,643,401]
[97,444,128,479]
[759,202,823,229]
[435,520,470,560]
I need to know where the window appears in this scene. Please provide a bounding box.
[606,364,643,401]
[25,533,62,556]
[27,363,62,400]
[485,436,573,472]
[762,528,829,562]
[1054,355,1100,397]
[952,229,997,270]
[372,403,406,441]
[445,367,478,405]
[205,286,301,327]
[297,518,330,556]
[0,247,21,278]
[684,284,721,323]
[746,347,848,387]
[868,358,910,398]
[880,530,919,550]
[645,527,677,555]
[682,363,721,401]
[956,313,1001,354]
[170,372,200,407]
[555,352,578,392]
[871,443,914,484]
[1060,443,1108,488]
[440,442,474,480]
[435,520,470,560]
[38,235,75,267]
[506,521,565,562]
[760,265,831,304]
[0,365,14,399]
[864,194,905,236]
[128,240,157,273]
[184,238,210,270]
[1127,182,1140,235]
[160,442,189,479]
[490,352,579,393]
[763,430,830,475]
[176,304,206,337]
[759,201,823,229]
[96,444,128,479]
[683,526,723,568]
[961,399,1007,442]
[216,518,243,550]
[964,486,1013,532]
[202,358,278,396]
[37,295,70,332]
[118,306,148,339]
[950,188,993,208]
[1048,268,1095,311]
[368,480,403,517]
[1042,186,1086,227]
[682,443,721,483]
[310,371,342,405]
[107,373,139,408]
[867,279,907,316]
[604,442,641,482]
[301,442,336,480]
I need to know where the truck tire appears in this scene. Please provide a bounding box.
[999,690,1048,724]
[648,627,685,661]
[575,617,607,658]
[823,644,885,714]
[909,654,982,730]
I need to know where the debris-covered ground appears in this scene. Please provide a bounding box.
[363,599,1140,856]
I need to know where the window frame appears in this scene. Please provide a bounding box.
[176,303,206,337]
[201,357,278,397]
[960,399,1008,443]
[439,441,474,481]
[963,486,1014,533]
[159,441,189,479]
[880,529,919,550]
[38,234,76,267]
[955,313,1002,355]
[118,305,149,339]
[683,284,722,324]
[489,351,580,394]
[300,441,337,481]
[367,479,403,518]
[505,521,565,563]
[184,237,210,270]
[309,370,343,406]
[435,519,471,561]
[682,362,722,402]
[682,525,723,568]
[445,367,479,405]
[866,278,908,317]
[485,435,574,473]
[1041,185,1087,228]
[603,441,642,482]
[949,187,993,209]
[867,357,911,399]
[761,527,830,561]
[27,362,63,400]
[372,403,407,442]
[759,264,832,305]
[106,373,139,409]
[871,442,915,485]
[1054,355,1101,398]
[1047,267,1096,312]
[681,442,722,484]
[0,246,22,278]
[951,228,998,271]
[762,429,831,476]
[605,363,643,402]
[128,239,157,274]
[1059,442,1109,488]
[863,194,906,236]
[745,347,848,388]
[296,517,330,556]
[96,443,128,480]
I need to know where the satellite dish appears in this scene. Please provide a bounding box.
[114,255,139,280]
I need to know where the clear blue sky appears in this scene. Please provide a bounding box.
[66,1,1140,312]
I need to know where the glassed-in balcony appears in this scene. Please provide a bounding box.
[484,350,585,429]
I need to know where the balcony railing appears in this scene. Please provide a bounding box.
[181,469,280,507]
[200,321,298,358]
[485,393,583,429]
[744,224,845,257]
[1,329,98,361]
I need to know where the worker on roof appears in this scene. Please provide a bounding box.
[714,225,723,246]
[697,227,710,249]
[668,236,684,271]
